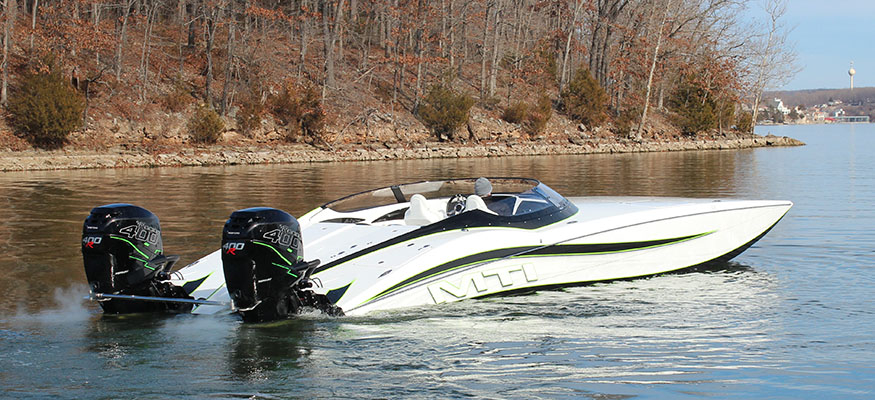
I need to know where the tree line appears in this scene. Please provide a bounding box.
[0,0,797,146]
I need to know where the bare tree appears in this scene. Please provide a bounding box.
[479,0,493,99]
[2,0,16,106]
[559,0,585,91]
[115,0,134,81]
[588,0,630,90]
[203,1,221,107]
[220,20,235,115]
[321,0,345,92]
[28,0,35,52]
[138,0,158,100]
[486,0,502,98]
[747,0,798,132]
[637,0,672,138]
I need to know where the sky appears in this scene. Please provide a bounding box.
[773,0,875,90]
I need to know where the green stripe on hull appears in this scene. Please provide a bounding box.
[361,232,714,306]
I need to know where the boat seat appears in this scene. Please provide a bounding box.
[404,194,444,225]
[465,195,497,215]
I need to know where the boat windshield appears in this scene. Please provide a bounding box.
[322,177,566,217]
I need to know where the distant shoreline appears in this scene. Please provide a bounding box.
[0,134,804,172]
[757,121,871,126]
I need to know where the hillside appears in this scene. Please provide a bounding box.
[0,1,793,154]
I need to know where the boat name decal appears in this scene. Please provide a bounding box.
[428,263,538,303]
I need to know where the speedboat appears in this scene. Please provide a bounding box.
[81,177,792,322]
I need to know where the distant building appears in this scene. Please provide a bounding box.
[792,106,807,122]
[767,98,791,114]
[835,115,870,123]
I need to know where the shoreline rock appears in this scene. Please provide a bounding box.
[0,135,804,172]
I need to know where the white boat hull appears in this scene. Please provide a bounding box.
[174,197,790,316]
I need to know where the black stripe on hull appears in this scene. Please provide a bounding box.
[182,276,208,295]
[314,203,579,274]
[366,233,707,303]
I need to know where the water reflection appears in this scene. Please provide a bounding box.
[226,320,315,382]
[84,314,178,370]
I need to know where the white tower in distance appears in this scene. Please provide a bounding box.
[849,61,856,90]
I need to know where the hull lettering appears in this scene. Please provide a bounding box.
[428,263,538,304]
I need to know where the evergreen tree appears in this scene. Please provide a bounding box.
[7,70,85,148]
[560,68,608,127]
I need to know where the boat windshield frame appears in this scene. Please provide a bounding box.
[321,177,568,216]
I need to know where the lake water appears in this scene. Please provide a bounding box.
[0,124,872,398]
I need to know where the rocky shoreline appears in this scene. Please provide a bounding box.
[0,134,803,172]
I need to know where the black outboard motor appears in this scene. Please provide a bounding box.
[82,204,191,314]
[222,207,340,323]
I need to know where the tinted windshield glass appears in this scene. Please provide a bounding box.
[531,184,568,208]
[484,188,556,216]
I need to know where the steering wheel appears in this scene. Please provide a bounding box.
[446,194,466,216]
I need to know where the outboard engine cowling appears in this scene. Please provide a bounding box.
[222,207,339,322]
[82,204,190,314]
